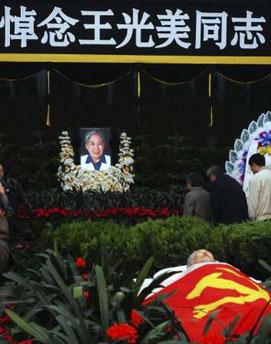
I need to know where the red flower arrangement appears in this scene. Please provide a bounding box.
[16,206,182,221]
[0,315,10,324]
[199,332,226,344]
[0,317,33,344]
[76,257,86,268]
[107,323,138,344]
[0,325,6,334]
[83,290,91,299]
[82,272,89,281]
[130,309,143,328]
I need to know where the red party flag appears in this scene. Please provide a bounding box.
[145,263,271,342]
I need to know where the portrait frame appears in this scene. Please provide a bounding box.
[80,127,112,171]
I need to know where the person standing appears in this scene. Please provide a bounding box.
[183,172,212,221]
[207,166,248,224]
[0,163,25,208]
[0,163,25,243]
[0,182,9,274]
[248,153,271,221]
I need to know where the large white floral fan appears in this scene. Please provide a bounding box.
[225,111,271,196]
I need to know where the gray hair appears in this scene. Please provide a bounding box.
[187,250,215,268]
[187,252,196,267]
[206,166,223,178]
[84,130,106,146]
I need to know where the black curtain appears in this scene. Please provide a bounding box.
[0,62,271,149]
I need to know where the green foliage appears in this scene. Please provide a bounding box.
[126,216,214,270]
[3,237,271,343]
[42,220,128,263]
[24,187,185,211]
[211,220,271,280]
[40,216,219,275]
[15,187,185,245]
[2,246,191,344]
[37,217,271,281]
[0,130,59,191]
[133,132,229,190]
[9,242,43,274]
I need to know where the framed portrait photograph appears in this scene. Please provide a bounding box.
[80,127,112,171]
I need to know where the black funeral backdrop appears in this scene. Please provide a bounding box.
[0,63,271,190]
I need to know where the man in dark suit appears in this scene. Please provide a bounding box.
[207,166,248,224]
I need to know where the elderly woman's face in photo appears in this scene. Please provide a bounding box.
[86,134,105,163]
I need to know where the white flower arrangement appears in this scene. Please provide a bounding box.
[57,131,134,192]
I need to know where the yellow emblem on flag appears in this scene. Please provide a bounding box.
[186,268,270,319]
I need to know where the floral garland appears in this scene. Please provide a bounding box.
[57,131,134,192]
[225,111,271,188]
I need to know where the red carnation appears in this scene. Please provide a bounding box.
[107,208,118,215]
[33,208,46,218]
[82,273,88,281]
[69,210,83,217]
[126,208,140,216]
[16,206,30,219]
[76,257,86,267]
[0,315,10,324]
[199,332,226,344]
[130,309,143,328]
[159,208,170,216]
[107,323,138,343]
[83,290,91,299]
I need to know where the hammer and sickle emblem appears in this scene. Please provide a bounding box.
[186,268,270,319]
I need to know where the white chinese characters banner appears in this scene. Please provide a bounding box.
[0,3,270,63]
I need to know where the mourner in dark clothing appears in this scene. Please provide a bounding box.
[0,183,9,274]
[207,166,248,224]
[0,164,25,209]
[0,163,25,243]
[183,172,212,221]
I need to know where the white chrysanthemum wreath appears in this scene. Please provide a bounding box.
[57,131,134,192]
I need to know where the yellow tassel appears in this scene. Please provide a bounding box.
[208,73,213,127]
[46,104,51,126]
[137,71,141,99]
[46,70,51,127]
[47,70,50,94]
[208,72,212,98]
[209,106,213,127]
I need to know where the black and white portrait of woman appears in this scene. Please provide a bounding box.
[80,128,111,171]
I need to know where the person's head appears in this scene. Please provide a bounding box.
[186,172,204,191]
[248,153,265,174]
[85,131,106,163]
[206,166,223,182]
[0,164,4,179]
[187,249,215,267]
